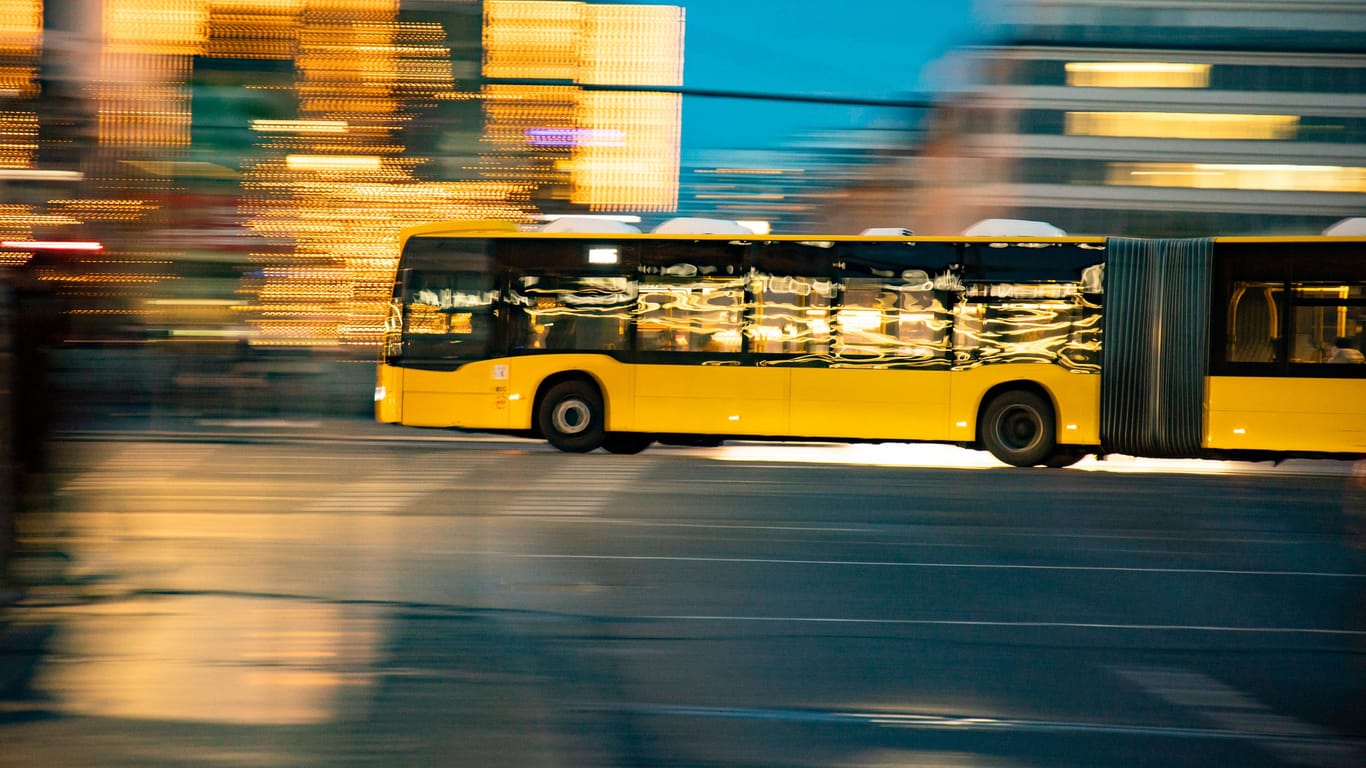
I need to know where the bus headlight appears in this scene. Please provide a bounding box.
[374,385,386,402]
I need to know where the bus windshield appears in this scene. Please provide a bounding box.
[389,237,497,365]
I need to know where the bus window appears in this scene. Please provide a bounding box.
[746,241,834,356]
[1292,282,1365,365]
[636,276,746,353]
[1227,281,1283,363]
[637,241,749,355]
[834,241,955,365]
[836,276,947,360]
[509,275,635,352]
[958,280,1089,367]
[750,274,832,355]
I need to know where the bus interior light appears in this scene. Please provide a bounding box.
[588,247,619,265]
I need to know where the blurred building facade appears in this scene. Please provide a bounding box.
[901,0,1366,236]
[3,0,685,342]
[675,133,910,235]
[1,0,687,417]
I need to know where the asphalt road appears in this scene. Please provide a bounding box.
[2,430,1362,767]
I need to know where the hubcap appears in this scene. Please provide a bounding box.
[552,399,591,435]
[998,406,1041,451]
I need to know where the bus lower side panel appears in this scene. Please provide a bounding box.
[382,358,1103,448]
[1205,376,1366,454]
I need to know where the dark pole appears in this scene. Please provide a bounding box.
[0,279,14,584]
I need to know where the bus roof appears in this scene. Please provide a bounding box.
[397,220,1366,246]
[399,220,1106,245]
[1211,235,1366,243]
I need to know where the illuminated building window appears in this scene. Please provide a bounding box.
[483,1,684,213]
[1065,62,1210,88]
[1108,163,1365,193]
[1066,112,1299,140]
[483,0,582,80]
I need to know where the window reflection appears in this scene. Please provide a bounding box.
[836,275,948,361]
[401,268,496,361]
[750,274,832,355]
[510,275,634,351]
[636,276,745,353]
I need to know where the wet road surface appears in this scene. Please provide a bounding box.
[1,427,1362,767]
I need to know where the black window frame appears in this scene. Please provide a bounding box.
[1209,241,1366,378]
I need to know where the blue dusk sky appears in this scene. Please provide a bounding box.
[675,1,986,150]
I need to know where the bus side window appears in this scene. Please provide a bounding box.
[750,274,832,355]
[510,275,634,352]
[1292,282,1365,365]
[1227,281,1282,363]
[637,277,745,353]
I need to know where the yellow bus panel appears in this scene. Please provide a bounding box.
[399,360,512,430]
[790,368,951,440]
[1206,376,1366,453]
[393,355,641,432]
[375,364,403,423]
[634,365,790,435]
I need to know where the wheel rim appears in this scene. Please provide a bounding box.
[997,405,1042,451]
[552,398,592,435]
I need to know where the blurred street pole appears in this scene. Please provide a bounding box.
[0,280,13,582]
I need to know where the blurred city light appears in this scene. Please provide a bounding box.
[1064,61,1212,88]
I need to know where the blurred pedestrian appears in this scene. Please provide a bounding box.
[10,266,65,477]
[2,261,68,582]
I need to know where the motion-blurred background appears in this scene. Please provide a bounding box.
[0,0,1362,421]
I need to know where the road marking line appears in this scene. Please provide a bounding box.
[642,615,1365,636]
[428,551,1365,579]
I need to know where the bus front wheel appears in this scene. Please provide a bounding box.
[538,380,605,453]
[981,390,1056,467]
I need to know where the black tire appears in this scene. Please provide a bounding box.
[538,380,605,453]
[981,390,1056,467]
[1043,448,1086,468]
[602,433,653,455]
[659,436,723,447]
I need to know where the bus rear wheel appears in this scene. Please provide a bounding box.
[981,390,1056,467]
[1044,448,1087,468]
[602,433,653,455]
[538,380,605,453]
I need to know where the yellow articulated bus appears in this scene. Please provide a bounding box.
[374,220,1365,466]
